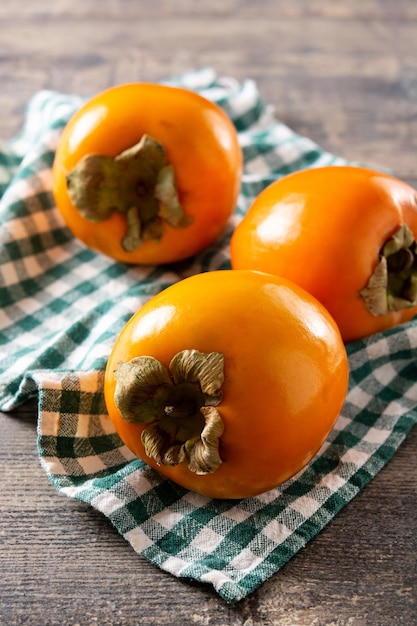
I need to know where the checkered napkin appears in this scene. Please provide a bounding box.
[1,68,416,604]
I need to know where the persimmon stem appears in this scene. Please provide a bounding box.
[360,224,417,315]
[66,134,190,252]
[113,350,225,475]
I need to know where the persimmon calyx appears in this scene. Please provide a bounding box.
[66,134,190,252]
[360,224,417,315]
[113,350,225,475]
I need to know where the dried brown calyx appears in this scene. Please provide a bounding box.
[66,134,190,252]
[360,224,417,315]
[113,350,225,475]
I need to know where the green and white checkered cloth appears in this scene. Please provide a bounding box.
[1,68,416,604]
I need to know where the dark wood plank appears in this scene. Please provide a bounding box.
[0,3,416,183]
[1,1,417,623]
[1,0,417,20]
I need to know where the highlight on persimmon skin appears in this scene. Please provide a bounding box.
[230,166,417,343]
[52,83,243,265]
[104,269,349,499]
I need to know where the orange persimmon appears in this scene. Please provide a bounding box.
[53,83,242,265]
[104,270,349,499]
[230,166,417,343]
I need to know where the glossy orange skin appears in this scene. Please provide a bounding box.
[53,83,242,265]
[230,166,417,343]
[104,270,349,499]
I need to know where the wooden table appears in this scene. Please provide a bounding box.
[1,2,416,624]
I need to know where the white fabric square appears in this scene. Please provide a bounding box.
[200,569,233,590]
[332,413,352,432]
[40,411,60,437]
[230,548,263,573]
[118,445,138,462]
[363,426,391,445]
[373,362,398,386]
[153,510,184,531]
[190,527,224,553]
[61,485,84,498]
[262,519,292,544]
[125,527,154,552]
[244,154,270,175]
[0,261,20,287]
[318,472,347,493]
[124,469,155,497]
[222,506,253,523]
[92,491,125,516]
[290,495,323,517]
[161,555,190,576]
[347,386,374,409]
[45,278,70,298]
[280,139,305,164]
[41,455,68,476]
[77,371,102,393]
[404,381,417,402]
[366,336,390,360]
[340,447,369,468]
[99,413,129,445]
[182,490,211,510]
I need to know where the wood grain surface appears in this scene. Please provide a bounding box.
[1,1,416,625]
